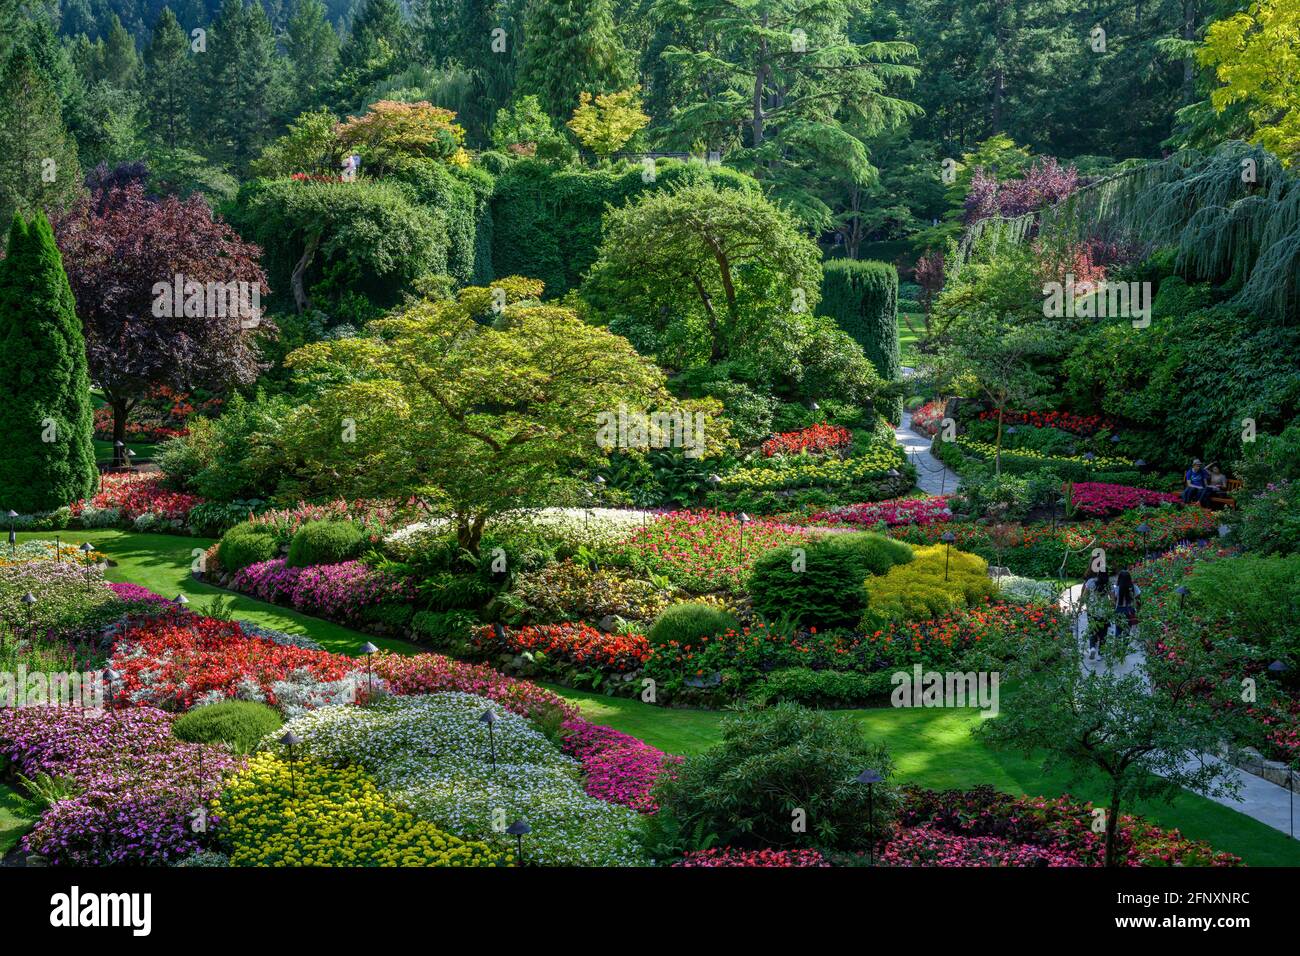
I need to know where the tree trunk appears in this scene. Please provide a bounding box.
[994,404,1004,477]
[110,396,129,467]
[291,229,321,314]
[1181,0,1198,105]
[1105,790,1123,867]
[457,514,487,556]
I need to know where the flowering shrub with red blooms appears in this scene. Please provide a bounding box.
[1069,482,1180,517]
[561,719,681,813]
[761,423,852,457]
[675,847,831,867]
[110,611,357,710]
[92,385,222,443]
[911,400,946,436]
[106,581,169,603]
[230,558,415,621]
[290,172,343,182]
[0,706,238,865]
[250,500,398,543]
[618,510,814,593]
[372,651,579,723]
[976,409,1116,437]
[881,825,1081,867]
[811,497,952,528]
[474,622,651,672]
[73,473,203,523]
[93,405,187,442]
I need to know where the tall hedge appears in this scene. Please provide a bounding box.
[818,259,900,416]
[0,212,97,512]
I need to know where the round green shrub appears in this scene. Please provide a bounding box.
[648,602,741,647]
[749,532,913,629]
[286,519,367,568]
[216,523,280,574]
[172,700,284,755]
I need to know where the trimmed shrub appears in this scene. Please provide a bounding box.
[817,259,900,416]
[749,532,913,629]
[171,700,284,755]
[748,667,882,707]
[648,602,741,648]
[286,519,368,568]
[1188,555,1300,646]
[217,523,280,574]
[864,545,994,623]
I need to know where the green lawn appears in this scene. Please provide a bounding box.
[898,312,923,367]
[21,528,1300,866]
[0,782,36,855]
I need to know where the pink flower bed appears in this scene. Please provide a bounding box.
[230,558,415,621]
[674,847,831,867]
[107,581,170,603]
[1069,481,1180,517]
[560,718,681,813]
[880,825,1081,867]
[250,499,398,542]
[811,497,953,528]
[911,400,946,436]
[73,473,203,523]
[374,651,579,723]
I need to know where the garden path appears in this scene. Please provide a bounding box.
[894,410,961,497]
[1061,584,1299,838]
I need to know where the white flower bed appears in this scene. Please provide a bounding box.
[270,692,645,866]
[385,507,656,550]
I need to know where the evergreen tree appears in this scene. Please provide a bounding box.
[102,13,141,89]
[144,7,193,148]
[0,213,97,513]
[518,0,630,122]
[286,0,339,111]
[199,0,279,168]
[0,52,83,232]
[338,0,410,76]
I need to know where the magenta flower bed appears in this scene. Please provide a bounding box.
[106,581,170,603]
[811,497,953,528]
[674,847,831,867]
[1069,482,1180,517]
[880,825,1081,867]
[230,558,415,621]
[560,718,681,813]
[0,706,238,865]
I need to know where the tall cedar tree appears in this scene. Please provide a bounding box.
[143,7,192,149]
[518,0,631,122]
[286,0,339,112]
[0,213,97,512]
[338,0,410,75]
[0,51,83,233]
[55,180,270,453]
[199,0,279,168]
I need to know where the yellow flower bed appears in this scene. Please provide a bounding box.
[720,443,905,490]
[213,753,507,867]
[955,438,1131,469]
[0,540,103,567]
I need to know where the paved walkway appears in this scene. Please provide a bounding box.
[895,410,961,496]
[1060,584,1297,837]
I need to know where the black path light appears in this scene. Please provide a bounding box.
[506,819,531,864]
[54,533,61,564]
[173,594,189,608]
[360,641,379,699]
[1269,661,1294,837]
[6,509,17,554]
[738,513,752,562]
[124,448,136,473]
[1133,458,1148,475]
[280,731,302,800]
[1136,521,1152,559]
[104,666,121,716]
[941,530,957,581]
[856,768,884,865]
[79,541,96,589]
[1082,451,1096,463]
[1175,585,1189,610]
[20,592,36,635]
[479,708,499,769]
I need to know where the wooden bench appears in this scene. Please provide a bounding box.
[1207,478,1242,510]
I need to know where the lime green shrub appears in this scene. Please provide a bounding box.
[649,602,741,647]
[216,523,279,574]
[286,519,367,567]
[172,700,284,754]
[749,532,913,629]
[864,544,993,623]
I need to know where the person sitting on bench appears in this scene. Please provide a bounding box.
[1206,462,1229,497]
[1182,459,1211,505]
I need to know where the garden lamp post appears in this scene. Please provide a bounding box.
[941,530,956,582]
[706,474,722,507]
[80,541,95,589]
[280,731,302,800]
[1268,660,1293,837]
[1136,522,1152,560]
[737,513,752,563]
[360,641,378,699]
[479,708,499,769]
[1082,452,1095,465]
[54,534,61,563]
[506,819,531,865]
[104,667,121,717]
[173,594,189,608]
[21,592,36,636]
[125,448,136,473]
[1133,459,1147,475]
[114,440,125,469]
[6,510,17,555]
[856,768,884,865]
[1175,586,1188,610]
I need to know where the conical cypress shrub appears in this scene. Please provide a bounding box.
[0,211,97,513]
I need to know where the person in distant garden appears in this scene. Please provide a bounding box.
[1111,570,1141,635]
[1206,462,1229,495]
[1082,569,1111,661]
[1182,458,1211,505]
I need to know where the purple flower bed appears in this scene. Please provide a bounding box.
[106,581,170,603]
[0,706,239,865]
[230,559,415,622]
[560,718,681,813]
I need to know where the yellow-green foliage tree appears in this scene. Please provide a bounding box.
[1199,0,1300,167]
[566,87,650,160]
[336,100,469,174]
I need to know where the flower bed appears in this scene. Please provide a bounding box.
[0,706,238,865]
[1069,481,1181,517]
[675,847,831,867]
[720,441,906,491]
[106,581,170,603]
[811,497,953,528]
[911,400,946,436]
[372,651,579,724]
[72,473,204,528]
[881,825,1080,866]
[761,423,852,457]
[473,622,651,673]
[560,718,680,813]
[250,499,398,543]
[230,558,415,622]
[0,539,102,568]
[953,436,1131,471]
[213,752,504,867]
[976,409,1116,436]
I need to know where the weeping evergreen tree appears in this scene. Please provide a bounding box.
[0,212,97,513]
